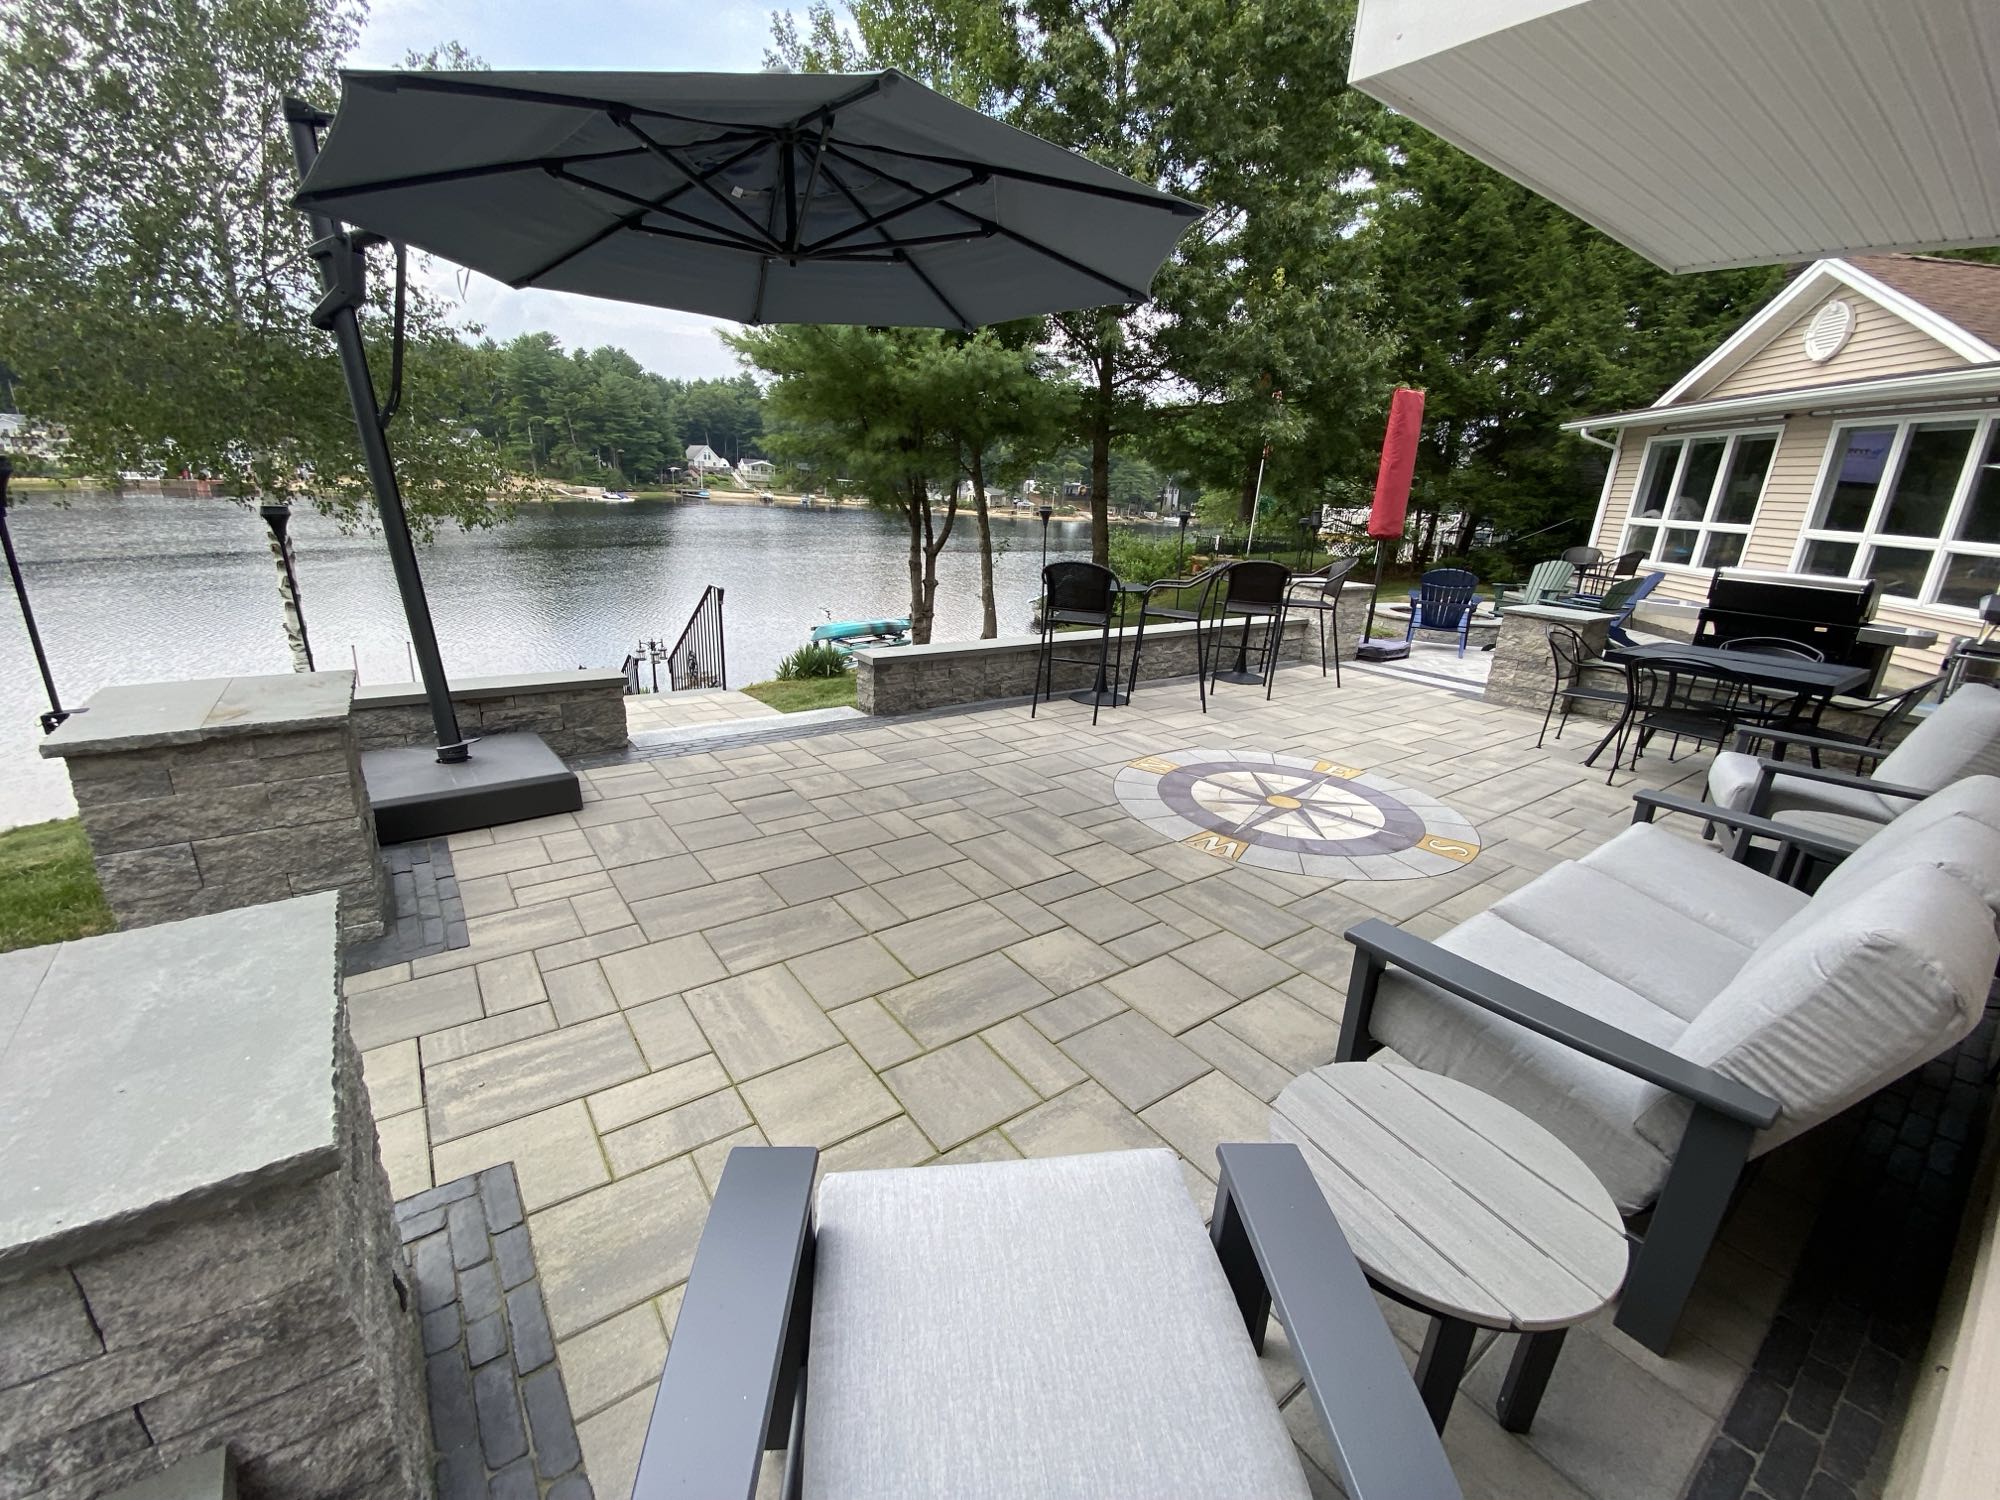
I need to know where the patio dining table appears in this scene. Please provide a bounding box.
[1580,642,1871,770]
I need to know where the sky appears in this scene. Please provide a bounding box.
[348,0,824,381]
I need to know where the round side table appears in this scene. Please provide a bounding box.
[1272,1061,1629,1433]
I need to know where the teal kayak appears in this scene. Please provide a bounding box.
[811,618,911,652]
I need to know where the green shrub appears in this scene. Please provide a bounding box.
[1108,531,1189,585]
[775,642,851,680]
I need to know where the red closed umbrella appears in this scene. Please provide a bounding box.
[1361,387,1424,649]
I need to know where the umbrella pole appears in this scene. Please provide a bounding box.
[1363,538,1389,642]
[286,100,468,763]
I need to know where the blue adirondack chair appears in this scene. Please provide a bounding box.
[1406,568,1481,657]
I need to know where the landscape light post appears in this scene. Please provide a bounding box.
[0,455,68,734]
[1038,501,1053,575]
[260,501,316,672]
[1176,505,1192,571]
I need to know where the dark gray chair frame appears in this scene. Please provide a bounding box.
[1337,896,1782,1357]
[1124,562,1231,712]
[631,1143,1463,1500]
[1754,675,1942,768]
[1605,657,1746,784]
[1284,555,1359,685]
[1031,560,1125,727]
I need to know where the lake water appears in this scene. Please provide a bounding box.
[1,491,1139,829]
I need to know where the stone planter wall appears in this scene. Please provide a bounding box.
[858,587,1374,716]
[42,673,386,943]
[0,896,430,1500]
[1482,605,1621,717]
[351,671,629,760]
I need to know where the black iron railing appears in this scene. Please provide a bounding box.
[666,585,726,691]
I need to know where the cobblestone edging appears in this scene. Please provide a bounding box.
[1687,1008,1996,1500]
[354,673,631,761]
[397,1165,594,1500]
[345,839,471,975]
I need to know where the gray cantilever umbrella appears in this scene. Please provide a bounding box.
[284,69,1201,781]
[294,68,1204,330]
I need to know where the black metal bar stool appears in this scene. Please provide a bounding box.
[1125,563,1230,712]
[1284,556,1359,685]
[1032,560,1126,725]
[1211,560,1293,701]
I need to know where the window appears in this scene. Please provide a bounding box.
[1797,415,2000,606]
[1622,431,1777,569]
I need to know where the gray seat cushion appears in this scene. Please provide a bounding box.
[804,1150,1311,1500]
[1575,821,1809,948]
[1706,683,2000,823]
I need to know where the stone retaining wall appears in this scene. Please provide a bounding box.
[42,673,387,943]
[351,671,629,760]
[1481,605,1619,717]
[857,588,1374,716]
[0,897,430,1499]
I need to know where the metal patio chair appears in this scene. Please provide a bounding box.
[1559,544,1604,571]
[632,1144,1462,1500]
[1798,674,1946,767]
[1210,560,1294,700]
[1284,555,1360,685]
[1537,624,1627,748]
[1032,560,1124,726]
[1404,568,1481,657]
[1125,562,1230,711]
[1607,656,1744,784]
[1716,635,1829,732]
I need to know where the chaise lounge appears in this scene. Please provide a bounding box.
[1334,776,2000,1354]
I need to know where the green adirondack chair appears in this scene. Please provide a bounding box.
[1495,559,1575,613]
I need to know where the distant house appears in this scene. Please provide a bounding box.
[738,457,775,479]
[1567,254,2000,674]
[685,443,729,474]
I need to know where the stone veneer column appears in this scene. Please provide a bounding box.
[1481,604,1621,715]
[40,673,386,943]
[0,894,430,1498]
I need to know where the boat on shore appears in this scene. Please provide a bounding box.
[811,617,912,654]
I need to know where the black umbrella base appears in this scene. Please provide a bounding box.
[363,732,582,844]
[1069,687,1131,708]
[1212,670,1267,685]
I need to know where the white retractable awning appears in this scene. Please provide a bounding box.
[1349,0,2000,271]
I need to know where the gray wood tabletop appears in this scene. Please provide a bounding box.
[1271,1062,1628,1333]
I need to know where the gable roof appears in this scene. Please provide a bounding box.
[1843,255,2000,350]
[1652,254,2000,409]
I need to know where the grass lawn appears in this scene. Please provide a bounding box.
[741,675,858,713]
[0,819,114,953]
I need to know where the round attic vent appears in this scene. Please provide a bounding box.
[1804,299,1856,363]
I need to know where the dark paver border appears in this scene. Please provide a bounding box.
[1687,1005,1995,1500]
[398,1164,595,1500]
[345,837,469,974]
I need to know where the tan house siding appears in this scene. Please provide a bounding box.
[1696,295,1966,401]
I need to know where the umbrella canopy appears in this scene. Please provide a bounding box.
[294,69,1204,329]
[1349,0,2000,272]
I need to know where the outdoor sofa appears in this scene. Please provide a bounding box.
[1334,775,2000,1354]
[1703,681,2000,839]
[632,1143,1461,1500]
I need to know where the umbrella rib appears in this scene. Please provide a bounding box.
[293,145,650,206]
[512,139,776,286]
[821,142,1149,303]
[819,159,973,331]
[829,137,1204,216]
[799,170,988,255]
[787,116,835,254]
[548,161,776,254]
[617,117,782,251]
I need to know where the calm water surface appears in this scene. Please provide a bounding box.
[2,491,1134,828]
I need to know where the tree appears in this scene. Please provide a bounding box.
[731,324,961,643]
[0,0,507,530]
[1362,122,1785,563]
[920,330,1069,636]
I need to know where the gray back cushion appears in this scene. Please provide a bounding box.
[1636,867,1995,1157]
[1875,683,2000,788]
[805,1150,1312,1499]
[1812,775,2000,914]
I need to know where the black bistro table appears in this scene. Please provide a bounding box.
[1582,642,1871,769]
[1071,580,1153,709]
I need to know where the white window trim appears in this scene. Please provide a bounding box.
[1619,427,1782,572]
[1789,410,2000,608]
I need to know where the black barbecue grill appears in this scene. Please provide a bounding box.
[1693,570,1878,667]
